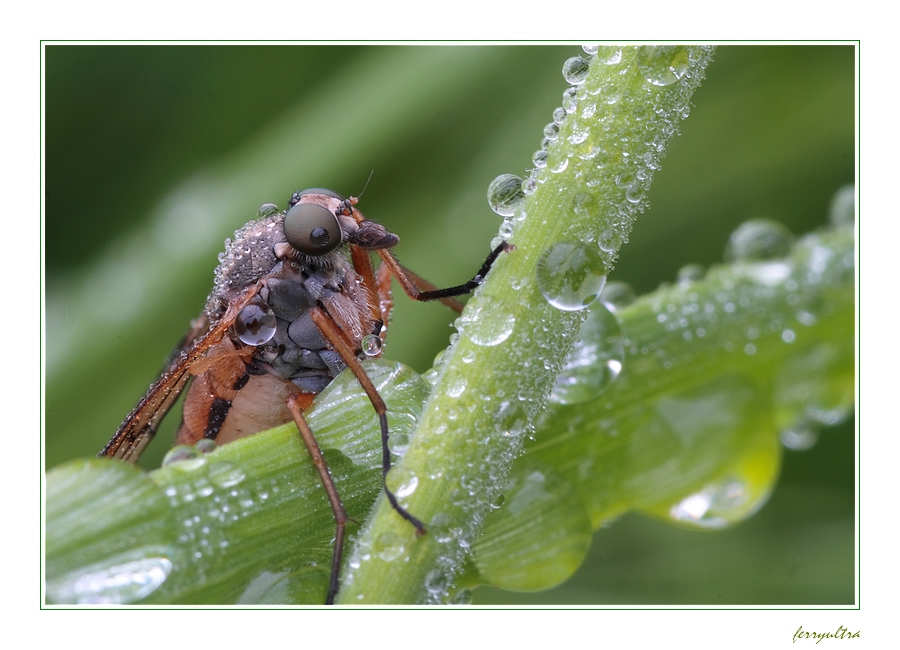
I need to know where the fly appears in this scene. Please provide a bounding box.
[99,187,509,604]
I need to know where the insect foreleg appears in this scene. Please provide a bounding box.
[376,241,512,313]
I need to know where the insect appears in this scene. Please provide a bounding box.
[99,187,509,604]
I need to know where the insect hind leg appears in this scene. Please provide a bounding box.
[309,308,427,535]
[286,392,349,605]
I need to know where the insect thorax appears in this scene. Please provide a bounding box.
[205,211,373,395]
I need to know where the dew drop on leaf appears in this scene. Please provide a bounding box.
[486,174,525,217]
[638,45,690,86]
[536,240,608,311]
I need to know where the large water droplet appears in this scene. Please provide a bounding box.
[550,301,624,405]
[536,240,608,311]
[667,475,770,529]
[562,56,590,85]
[361,333,383,357]
[487,174,525,217]
[725,219,794,262]
[234,298,277,346]
[638,46,690,86]
[46,553,173,604]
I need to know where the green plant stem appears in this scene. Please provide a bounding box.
[336,46,716,604]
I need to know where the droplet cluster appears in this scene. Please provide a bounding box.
[531,189,854,533]
[341,46,718,604]
[487,45,715,298]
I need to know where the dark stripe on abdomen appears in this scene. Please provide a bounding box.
[204,397,232,440]
[233,371,251,390]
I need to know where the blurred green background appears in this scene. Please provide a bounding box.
[43,45,856,604]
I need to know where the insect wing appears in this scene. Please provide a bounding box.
[99,286,261,462]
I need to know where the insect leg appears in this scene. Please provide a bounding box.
[286,392,348,605]
[376,241,512,313]
[374,261,394,342]
[349,244,385,330]
[309,307,426,534]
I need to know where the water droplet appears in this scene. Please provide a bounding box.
[256,203,279,219]
[638,45,690,86]
[536,240,608,311]
[162,445,203,468]
[493,400,528,438]
[388,430,410,457]
[208,462,246,489]
[448,588,473,605]
[361,333,383,357]
[447,376,467,398]
[458,297,515,347]
[550,157,569,174]
[561,87,578,113]
[234,298,276,346]
[600,281,636,310]
[581,44,599,56]
[725,219,794,262]
[781,328,796,343]
[373,532,406,562]
[624,184,644,203]
[193,439,217,455]
[532,149,549,168]
[805,404,852,427]
[543,122,560,141]
[46,553,173,604]
[596,46,623,65]
[562,56,590,85]
[487,174,525,217]
[676,263,705,285]
[567,125,590,145]
[828,185,855,227]
[393,470,418,499]
[780,424,819,451]
[420,568,451,601]
[668,476,768,529]
[550,301,624,405]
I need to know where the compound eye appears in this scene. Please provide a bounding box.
[284,202,342,256]
[290,187,345,207]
